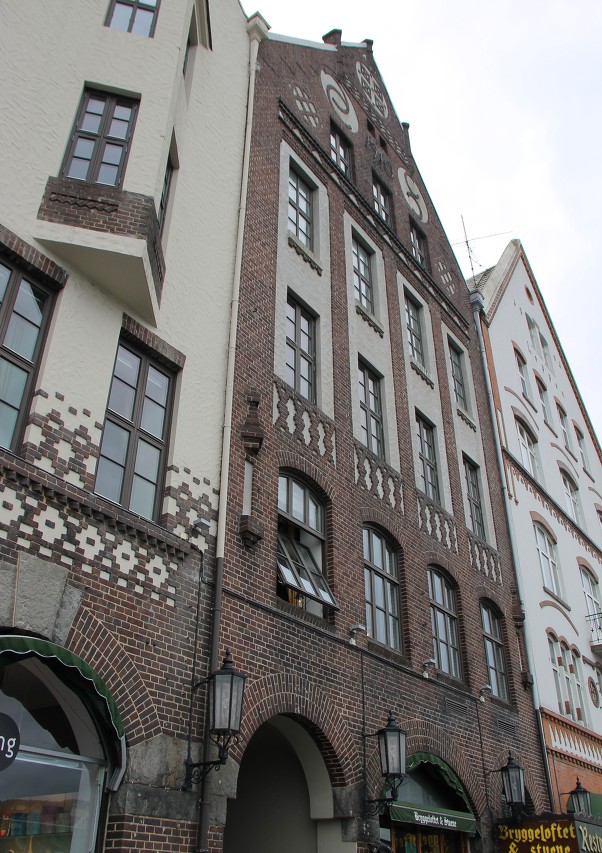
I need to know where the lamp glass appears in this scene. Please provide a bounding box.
[572,779,591,815]
[378,712,406,778]
[208,651,246,735]
[501,753,525,806]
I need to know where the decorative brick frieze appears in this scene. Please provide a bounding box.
[467,531,503,585]
[273,378,336,465]
[0,221,68,288]
[416,493,459,552]
[353,442,404,511]
[37,176,165,301]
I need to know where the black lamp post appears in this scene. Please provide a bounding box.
[570,778,591,816]
[365,710,407,817]
[499,752,525,820]
[184,649,246,790]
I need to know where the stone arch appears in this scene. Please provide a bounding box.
[69,607,161,745]
[237,671,359,789]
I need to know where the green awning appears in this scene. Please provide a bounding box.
[407,752,472,813]
[389,803,477,834]
[0,635,126,788]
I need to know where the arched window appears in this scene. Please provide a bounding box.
[0,646,123,851]
[428,568,461,678]
[363,526,400,651]
[277,473,336,617]
[516,419,539,479]
[534,523,562,597]
[480,602,509,701]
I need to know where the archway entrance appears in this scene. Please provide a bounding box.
[223,715,354,853]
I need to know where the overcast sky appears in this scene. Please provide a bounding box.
[243,0,602,440]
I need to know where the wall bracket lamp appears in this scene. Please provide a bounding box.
[364,710,406,817]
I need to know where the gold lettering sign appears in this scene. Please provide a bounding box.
[498,820,579,853]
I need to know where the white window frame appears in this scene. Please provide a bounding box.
[535,523,562,597]
[561,471,581,525]
[515,349,531,399]
[516,419,539,479]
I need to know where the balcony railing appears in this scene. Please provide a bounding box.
[586,611,602,651]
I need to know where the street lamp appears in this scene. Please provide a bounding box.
[499,752,525,819]
[569,778,591,816]
[184,649,247,790]
[365,710,407,817]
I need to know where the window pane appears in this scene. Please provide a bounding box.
[80,98,105,132]
[134,438,160,482]
[141,397,166,438]
[108,377,136,420]
[278,476,287,512]
[109,106,133,138]
[95,456,125,503]
[0,264,10,303]
[109,3,132,31]
[0,359,27,448]
[291,480,304,521]
[132,8,154,36]
[100,420,129,465]
[67,138,95,179]
[130,474,156,518]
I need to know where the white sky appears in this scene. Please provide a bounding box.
[242,0,602,440]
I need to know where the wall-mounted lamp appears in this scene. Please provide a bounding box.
[479,684,492,702]
[567,777,591,816]
[364,710,406,817]
[422,658,436,679]
[499,752,526,820]
[183,649,246,790]
[349,624,367,645]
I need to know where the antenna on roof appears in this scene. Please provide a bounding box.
[461,215,477,282]
[454,220,512,280]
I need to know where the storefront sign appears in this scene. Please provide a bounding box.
[498,820,578,853]
[390,804,477,834]
[0,712,20,770]
[576,822,602,853]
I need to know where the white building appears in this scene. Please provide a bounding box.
[469,239,602,813]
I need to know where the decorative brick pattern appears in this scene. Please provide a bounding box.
[416,493,459,552]
[354,442,404,510]
[273,378,336,464]
[37,176,165,301]
[467,531,503,585]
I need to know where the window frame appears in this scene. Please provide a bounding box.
[428,568,461,679]
[561,471,580,525]
[576,427,590,472]
[464,457,485,539]
[358,360,384,458]
[285,295,316,403]
[157,152,174,236]
[449,341,467,410]
[481,602,509,701]
[581,566,601,617]
[95,340,175,521]
[417,414,441,504]
[0,259,56,453]
[288,167,313,251]
[276,473,336,614]
[405,293,425,367]
[62,89,139,189]
[352,236,374,314]
[105,0,161,37]
[515,349,531,399]
[363,526,401,651]
[534,523,562,597]
[410,221,427,268]
[372,175,392,225]
[557,405,572,452]
[329,125,351,176]
[536,378,551,425]
[516,419,539,479]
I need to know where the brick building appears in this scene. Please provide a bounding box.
[211,25,550,853]
[468,241,602,815]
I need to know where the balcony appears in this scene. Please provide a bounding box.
[586,611,602,654]
[36,177,165,323]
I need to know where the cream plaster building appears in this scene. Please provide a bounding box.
[469,239,602,814]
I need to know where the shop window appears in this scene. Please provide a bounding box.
[0,651,121,852]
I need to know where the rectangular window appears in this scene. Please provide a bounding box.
[95,342,174,520]
[286,296,316,403]
[0,260,55,451]
[358,361,384,458]
[405,294,424,366]
[557,405,572,452]
[352,237,373,313]
[62,90,139,188]
[535,524,561,597]
[410,222,427,268]
[417,414,440,503]
[537,379,551,425]
[158,154,174,235]
[106,0,160,37]
[464,458,485,539]
[526,315,541,354]
[288,169,313,250]
[576,428,590,472]
[372,176,391,225]
[329,126,351,176]
[515,350,530,398]
[516,419,539,479]
[481,603,509,701]
[449,342,467,409]
[540,333,553,371]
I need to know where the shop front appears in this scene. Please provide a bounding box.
[0,636,125,853]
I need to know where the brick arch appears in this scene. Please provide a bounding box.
[361,503,406,547]
[276,450,335,501]
[403,718,485,816]
[236,671,359,788]
[68,607,161,745]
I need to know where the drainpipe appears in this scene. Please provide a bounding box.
[470,289,554,812]
[196,13,269,853]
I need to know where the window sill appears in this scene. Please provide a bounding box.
[544,420,558,438]
[275,595,335,627]
[542,586,571,611]
[522,392,537,413]
[355,301,384,337]
[366,638,408,666]
[456,406,477,431]
[36,176,165,323]
[410,358,434,388]
[287,233,322,276]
